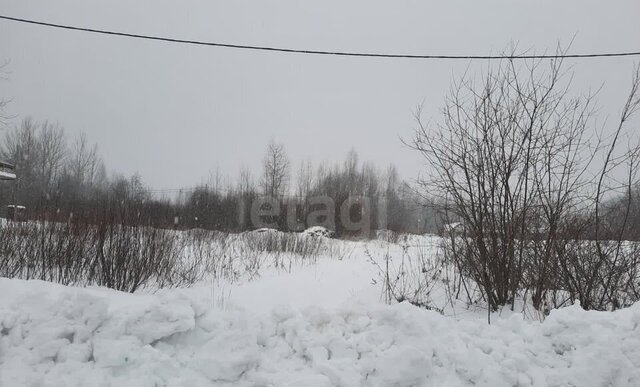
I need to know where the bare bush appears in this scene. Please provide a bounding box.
[93,222,181,292]
[411,46,640,312]
[367,238,447,312]
[0,212,350,292]
[173,229,235,285]
[0,204,184,292]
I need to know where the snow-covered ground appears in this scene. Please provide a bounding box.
[1,236,639,386]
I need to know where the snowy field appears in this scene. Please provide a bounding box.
[1,234,640,386]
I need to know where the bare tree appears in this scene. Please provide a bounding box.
[35,121,66,196]
[67,132,104,187]
[1,117,36,166]
[1,117,40,205]
[2,118,67,198]
[296,160,313,200]
[237,165,255,195]
[261,139,290,198]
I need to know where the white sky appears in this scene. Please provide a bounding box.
[1,0,639,189]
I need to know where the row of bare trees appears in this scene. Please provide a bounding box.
[0,116,436,235]
[0,117,107,211]
[181,146,438,236]
[412,47,640,312]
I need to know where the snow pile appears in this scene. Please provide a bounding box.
[1,278,639,386]
[302,226,334,238]
[248,228,281,234]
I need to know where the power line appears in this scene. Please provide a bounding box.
[2,14,640,60]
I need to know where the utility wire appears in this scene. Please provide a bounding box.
[2,14,640,60]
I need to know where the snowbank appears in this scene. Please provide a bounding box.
[1,278,639,386]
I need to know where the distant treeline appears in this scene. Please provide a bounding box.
[0,118,439,236]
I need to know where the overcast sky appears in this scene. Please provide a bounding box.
[1,0,639,190]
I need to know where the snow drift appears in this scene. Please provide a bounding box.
[1,278,639,387]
